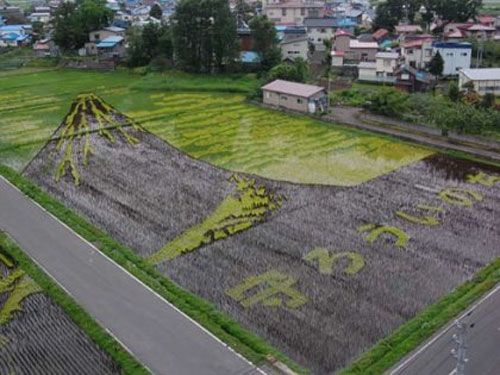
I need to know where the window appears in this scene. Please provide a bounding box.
[266,92,270,99]
[384,60,391,67]
[282,8,286,16]
[94,33,100,40]
[447,52,454,57]
[281,95,288,100]
[320,28,326,33]
[297,98,303,104]
[425,49,432,57]
[300,8,305,16]
[407,49,413,55]
[461,52,468,56]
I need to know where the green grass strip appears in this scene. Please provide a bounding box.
[340,258,500,374]
[0,231,149,375]
[0,164,306,374]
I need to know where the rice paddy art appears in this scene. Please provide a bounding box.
[0,250,41,326]
[226,270,307,309]
[303,249,365,275]
[48,93,144,185]
[148,175,283,264]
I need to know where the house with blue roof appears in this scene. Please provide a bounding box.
[0,24,31,47]
[96,35,125,59]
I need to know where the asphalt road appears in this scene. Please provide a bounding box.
[0,176,262,375]
[390,284,500,375]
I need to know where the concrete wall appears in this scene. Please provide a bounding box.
[307,27,335,51]
[346,47,377,62]
[264,6,321,24]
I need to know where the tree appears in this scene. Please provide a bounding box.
[150,3,163,20]
[428,51,444,77]
[433,0,482,22]
[249,15,281,71]
[267,58,308,83]
[52,2,84,51]
[126,23,173,67]
[52,0,112,51]
[173,0,238,73]
[448,81,460,102]
[31,21,45,42]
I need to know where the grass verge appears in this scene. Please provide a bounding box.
[340,258,500,374]
[0,231,149,375]
[0,164,306,374]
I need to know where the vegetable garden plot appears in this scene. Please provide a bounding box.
[0,244,120,374]
[24,98,500,374]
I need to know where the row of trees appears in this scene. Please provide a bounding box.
[374,0,483,30]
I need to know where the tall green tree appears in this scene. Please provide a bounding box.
[52,0,112,51]
[249,15,281,70]
[428,51,444,76]
[172,0,238,73]
[150,3,163,20]
[126,24,173,67]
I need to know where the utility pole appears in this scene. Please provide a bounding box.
[451,319,469,375]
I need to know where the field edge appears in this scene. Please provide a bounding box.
[340,257,500,374]
[0,231,149,375]
[0,164,307,375]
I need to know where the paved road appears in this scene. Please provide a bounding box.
[390,284,500,375]
[0,176,262,375]
[328,107,500,163]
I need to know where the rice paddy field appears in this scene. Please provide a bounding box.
[0,234,120,374]
[21,91,500,373]
[0,68,431,186]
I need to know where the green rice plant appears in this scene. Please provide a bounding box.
[226,270,308,309]
[438,187,483,207]
[358,224,410,248]
[303,249,365,275]
[52,93,144,185]
[395,204,444,226]
[147,175,283,264]
[466,171,500,187]
[0,275,42,325]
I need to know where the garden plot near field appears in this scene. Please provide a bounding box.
[0,238,120,374]
[25,96,500,373]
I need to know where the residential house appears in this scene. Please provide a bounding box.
[263,0,324,25]
[400,37,433,70]
[331,50,344,66]
[96,35,126,59]
[395,24,422,38]
[396,64,434,93]
[346,39,378,62]
[0,24,31,47]
[262,79,328,114]
[478,15,495,28]
[357,51,399,84]
[459,68,500,96]
[33,38,58,57]
[304,18,338,51]
[279,34,309,61]
[467,24,496,40]
[432,42,471,76]
[0,6,23,22]
[372,28,389,43]
[86,26,126,55]
[27,12,51,24]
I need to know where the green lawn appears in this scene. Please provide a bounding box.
[0,68,431,186]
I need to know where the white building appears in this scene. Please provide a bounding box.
[304,18,337,51]
[279,34,309,62]
[358,52,399,84]
[459,68,500,96]
[433,42,472,76]
[263,0,323,25]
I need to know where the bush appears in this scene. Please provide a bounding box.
[365,88,410,118]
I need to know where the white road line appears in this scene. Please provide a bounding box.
[0,175,266,375]
[390,283,500,374]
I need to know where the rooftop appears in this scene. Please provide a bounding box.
[303,18,338,28]
[376,51,399,59]
[460,68,500,81]
[262,80,325,98]
[395,24,422,33]
[350,39,378,49]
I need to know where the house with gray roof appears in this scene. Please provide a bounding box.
[459,68,500,96]
[304,18,338,51]
[262,80,328,114]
